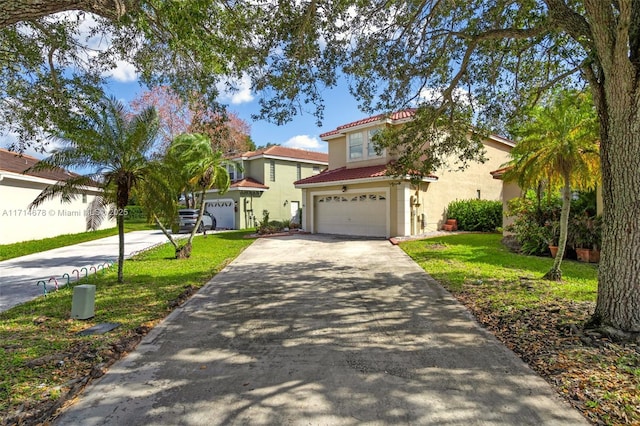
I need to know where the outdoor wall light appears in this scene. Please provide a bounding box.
[342,185,347,192]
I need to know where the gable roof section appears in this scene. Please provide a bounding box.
[320,109,416,139]
[0,149,79,183]
[230,177,269,190]
[232,146,328,164]
[294,163,438,187]
[320,109,515,148]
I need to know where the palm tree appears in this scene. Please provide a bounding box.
[29,96,159,283]
[503,90,600,281]
[169,133,231,259]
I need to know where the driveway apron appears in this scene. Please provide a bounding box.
[55,234,587,425]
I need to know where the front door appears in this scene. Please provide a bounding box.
[290,201,300,224]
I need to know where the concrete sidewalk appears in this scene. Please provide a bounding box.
[55,235,587,425]
[0,230,183,312]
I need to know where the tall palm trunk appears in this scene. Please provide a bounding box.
[117,212,125,283]
[544,173,571,281]
[175,188,207,259]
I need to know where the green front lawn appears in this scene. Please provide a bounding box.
[401,233,639,425]
[0,231,255,424]
[0,221,155,261]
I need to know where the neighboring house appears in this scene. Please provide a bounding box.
[203,146,328,229]
[0,149,115,244]
[294,110,515,238]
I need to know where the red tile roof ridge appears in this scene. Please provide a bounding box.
[233,145,327,162]
[230,177,269,189]
[320,109,417,138]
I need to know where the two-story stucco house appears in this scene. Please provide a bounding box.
[0,149,114,244]
[294,110,515,238]
[203,146,328,229]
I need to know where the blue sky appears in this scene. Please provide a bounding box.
[107,75,368,154]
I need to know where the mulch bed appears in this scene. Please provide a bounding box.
[455,286,640,425]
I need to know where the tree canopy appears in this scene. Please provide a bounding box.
[3,1,640,333]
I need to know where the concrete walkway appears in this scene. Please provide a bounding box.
[0,230,183,312]
[55,235,587,425]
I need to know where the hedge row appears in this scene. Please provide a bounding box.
[446,199,502,232]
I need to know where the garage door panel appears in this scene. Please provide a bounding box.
[205,199,235,229]
[315,193,386,237]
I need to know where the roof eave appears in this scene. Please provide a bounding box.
[295,174,437,188]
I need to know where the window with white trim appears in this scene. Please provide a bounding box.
[348,132,364,160]
[296,163,301,180]
[348,128,384,162]
[368,129,381,158]
[269,160,275,181]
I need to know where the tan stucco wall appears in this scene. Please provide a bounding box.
[500,181,523,232]
[420,138,512,231]
[0,176,115,244]
[327,137,347,169]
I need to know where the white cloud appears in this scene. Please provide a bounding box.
[108,60,138,83]
[419,87,474,107]
[218,74,254,105]
[283,135,324,151]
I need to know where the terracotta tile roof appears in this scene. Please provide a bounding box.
[320,109,417,139]
[230,177,269,190]
[295,163,437,185]
[490,166,511,179]
[234,146,328,163]
[0,148,79,182]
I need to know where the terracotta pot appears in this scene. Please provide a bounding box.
[589,249,600,263]
[548,245,559,258]
[446,219,458,231]
[576,248,590,262]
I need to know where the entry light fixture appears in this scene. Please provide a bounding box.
[342,185,347,192]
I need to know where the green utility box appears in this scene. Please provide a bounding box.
[71,285,95,319]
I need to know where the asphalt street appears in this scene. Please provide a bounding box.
[0,230,183,312]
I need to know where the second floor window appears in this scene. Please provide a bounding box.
[349,129,383,162]
[269,159,276,181]
[368,129,381,158]
[349,132,364,160]
[296,163,301,180]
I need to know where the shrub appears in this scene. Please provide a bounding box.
[505,196,561,255]
[446,199,502,232]
[124,205,145,221]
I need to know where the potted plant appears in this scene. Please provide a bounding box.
[570,213,601,263]
[542,220,560,258]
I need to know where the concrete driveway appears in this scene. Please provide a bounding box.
[55,235,586,425]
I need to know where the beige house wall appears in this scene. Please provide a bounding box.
[420,138,512,231]
[0,174,114,244]
[327,137,347,169]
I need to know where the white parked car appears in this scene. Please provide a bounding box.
[177,209,216,233]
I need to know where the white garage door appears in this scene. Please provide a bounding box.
[315,192,387,237]
[205,199,235,229]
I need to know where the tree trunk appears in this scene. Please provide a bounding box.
[0,0,137,29]
[117,210,125,283]
[152,213,179,250]
[543,176,571,281]
[175,242,192,259]
[593,96,640,333]
[593,104,640,332]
